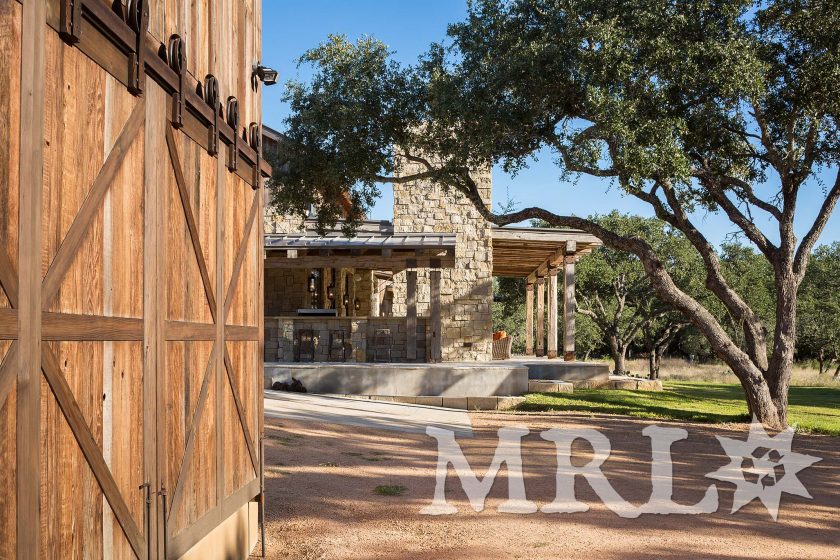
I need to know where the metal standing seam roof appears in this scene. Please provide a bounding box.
[264,232,457,251]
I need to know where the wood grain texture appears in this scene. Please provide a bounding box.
[5,0,265,555]
[16,1,44,557]
[0,5,21,554]
[41,100,144,308]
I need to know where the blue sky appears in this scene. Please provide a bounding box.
[261,0,840,247]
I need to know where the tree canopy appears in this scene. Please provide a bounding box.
[270,0,840,428]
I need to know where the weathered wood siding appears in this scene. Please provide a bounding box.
[0,0,265,558]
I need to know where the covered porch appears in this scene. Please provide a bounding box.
[263,227,455,364]
[491,227,601,360]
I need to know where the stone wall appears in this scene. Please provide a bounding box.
[264,264,374,317]
[264,316,427,363]
[391,162,493,362]
[265,268,312,315]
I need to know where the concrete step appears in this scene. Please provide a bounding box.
[328,394,526,411]
[528,380,574,393]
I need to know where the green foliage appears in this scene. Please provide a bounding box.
[373,485,407,496]
[798,243,840,373]
[521,382,840,435]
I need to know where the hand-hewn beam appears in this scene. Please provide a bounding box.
[535,276,545,357]
[564,241,577,361]
[547,267,559,359]
[525,282,534,355]
[264,254,456,270]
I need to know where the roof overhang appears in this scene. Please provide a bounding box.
[491,227,601,280]
[264,232,456,271]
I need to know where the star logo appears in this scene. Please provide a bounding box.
[706,418,822,520]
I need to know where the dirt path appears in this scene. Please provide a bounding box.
[258,412,839,560]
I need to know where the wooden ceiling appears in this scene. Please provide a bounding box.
[491,227,601,279]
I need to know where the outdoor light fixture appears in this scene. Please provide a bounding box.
[252,63,278,88]
[343,293,349,307]
[354,298,361,311]
[327,284,335,300]
[308,274,316,293]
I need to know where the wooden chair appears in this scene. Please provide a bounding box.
[294,329,315,362]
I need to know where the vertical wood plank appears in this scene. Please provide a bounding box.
[16,1,44,557]
[429,270,441,363]
[535,276,545,357]
[525,282,534,355]
[547,268,558,359]
[406,270,417,361]
[215,141,225,509]
[144,79,166,559]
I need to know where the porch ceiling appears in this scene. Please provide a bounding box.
[491,227,601,278]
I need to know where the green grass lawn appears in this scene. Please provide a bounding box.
[520,381,840,435]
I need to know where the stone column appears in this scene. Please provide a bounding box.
[547,267,559,359]
[430,269,442,363]
[406,270,418,361]
[564,243,577,361]
[525,282,534,355]
[536,276,545,357]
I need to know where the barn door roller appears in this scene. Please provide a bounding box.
[226,97,240,171]
[204,75,221,156]
[59,0,82,43]
[168,35,187,128]
[248,123,261,190]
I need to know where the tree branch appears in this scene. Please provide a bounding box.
[794,169,840,277]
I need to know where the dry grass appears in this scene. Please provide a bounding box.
[622,357,840,386]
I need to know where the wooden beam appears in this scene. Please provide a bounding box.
[40,312,144,340]
[535,276,545,357]
[264,254,456,271]
[348,270,356,317]
[547,267,559,359]
[564,246,577,361]
[17,1,44,555]
[429,270,442,363]
[406,270,417,361]
[525,282,534,355]
[0,308,16,339]
[143,80,166,558]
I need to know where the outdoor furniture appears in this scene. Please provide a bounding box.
[295,328,315,362]
[373,328,392,362]
[328,329,347,362]
[492,335,513,360]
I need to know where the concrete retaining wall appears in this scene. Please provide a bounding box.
[265,362,529,397]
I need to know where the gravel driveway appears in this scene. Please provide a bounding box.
[257,407,839,560]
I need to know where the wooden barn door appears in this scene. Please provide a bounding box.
[0,1,265,558]
[154,86,262,559]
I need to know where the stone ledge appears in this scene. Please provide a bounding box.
[607,376,663,391]
[334,394,525,411]
[527,380,574,393]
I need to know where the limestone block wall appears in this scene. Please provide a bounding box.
[392,163,493,362]
[265,268,312,315]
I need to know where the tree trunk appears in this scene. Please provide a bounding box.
[652,349,663,380]
[648,352,657,380]
[833,362,840,381]
[608,335,626,375]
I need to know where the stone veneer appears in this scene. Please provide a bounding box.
[391,161,493,362]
